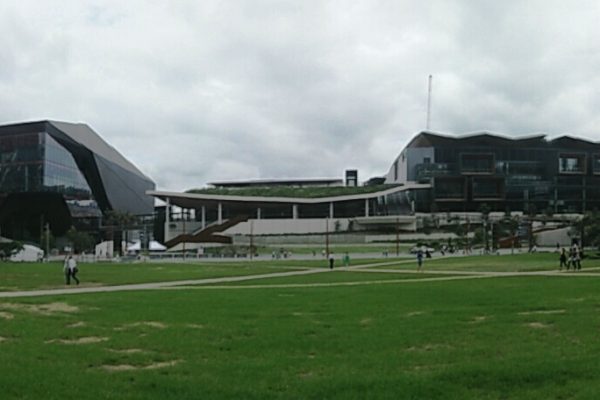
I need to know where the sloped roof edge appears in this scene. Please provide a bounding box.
[48,120,153,182]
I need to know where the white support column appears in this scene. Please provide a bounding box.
[329,202,334,219]
[201,206,206,230]
[257,207,262,220]
[165,198,171,241]
[218,202,223,225]
[365,198,370,217]
[292,204,298,219]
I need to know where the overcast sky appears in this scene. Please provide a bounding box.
[2,1,600,190]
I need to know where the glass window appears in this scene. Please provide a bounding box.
[593,154,600,174]
[472,177,504,199]
[460,153,495,174]
[434,177,466,200]
[558,153,586,174]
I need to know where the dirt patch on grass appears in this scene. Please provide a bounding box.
[0,311,14,320]
[359,318,373,326]
[100,360,180,372]
[468,315,489,323]
[66,321,86,328]
[185,323,204,329]
[0,336,7,342]
[47,336,109,345]
[406,311,424,317]
[108,348,147,354]
[114,321,167,331]
[527,322,552,329]
[0,302,78,316]
[519,309,565,316]
[406,343,452,352]
[409,363,452,371]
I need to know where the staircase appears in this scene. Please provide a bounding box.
[165,215,249,249]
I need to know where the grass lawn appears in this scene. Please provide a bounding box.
[0,258,407,292]
[205,271,453,286]
[2,254,600,398]
[262,244,412,255]
[378,252,600,273]
[0,261,300,292]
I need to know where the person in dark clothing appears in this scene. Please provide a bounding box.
[416,250,424,271]
[328,253,335,270]
[559,248,568,270]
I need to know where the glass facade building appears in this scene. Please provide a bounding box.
[0,120,155,240]
[385,131,600,214]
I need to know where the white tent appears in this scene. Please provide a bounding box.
[127,240,166,252]
[149,240,167,251]
[10,244,44,262]
[127,241,141,252]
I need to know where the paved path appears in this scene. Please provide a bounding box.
[0,260,406,299]
[1,259,598,299]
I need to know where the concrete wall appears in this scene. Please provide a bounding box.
[165,221,204,241]
[535,227,572,246]
[385,147,434,184]
[366,232,463,243]
[232,233,368,245]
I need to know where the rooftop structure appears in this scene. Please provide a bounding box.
[385,130,600,213]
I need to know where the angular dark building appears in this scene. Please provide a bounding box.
[385,131,600,214]
[0,120,155,241]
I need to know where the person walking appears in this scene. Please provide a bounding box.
[416,249,424,272]
[559,248,568,270]
[328,252,335,270]
[574,246,582,271]
[567,247,575,270]
[63,256,71,285]
[343,252,350,267]
[67,255,79,285]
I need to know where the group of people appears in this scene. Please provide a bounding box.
[559,245,582,271]
[63,255,80,285]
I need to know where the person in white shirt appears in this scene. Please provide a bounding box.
[64,255,80,285]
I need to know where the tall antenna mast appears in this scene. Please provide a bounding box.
[426,74,432,130]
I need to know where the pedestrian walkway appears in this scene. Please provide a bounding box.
[1,259,598,299]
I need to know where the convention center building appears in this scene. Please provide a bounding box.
[0,120,155,241]
[149,131,600,248]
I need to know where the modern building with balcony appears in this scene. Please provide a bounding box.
[148,129,600,249]
[0,120,155,241]
[384,131,600,214]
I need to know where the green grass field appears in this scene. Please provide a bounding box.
[1,254,600,399]
[0,258,406,292]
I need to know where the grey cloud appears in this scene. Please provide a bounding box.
[2,1,600,190]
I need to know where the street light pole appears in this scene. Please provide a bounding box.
[250,220,254,261]
[325,218,330,257]
[45,223,50,262]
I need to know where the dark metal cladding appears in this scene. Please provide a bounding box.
[0,120,155,239]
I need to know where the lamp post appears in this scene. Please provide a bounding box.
[45,223,50,262]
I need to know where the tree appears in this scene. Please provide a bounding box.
[104,210,138,255]
[572,211,600,250]
[479,203,491,251]
[0,241,24,260]
[66,227,95,254]
[448,216,467,250]
[421,216,436,235]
